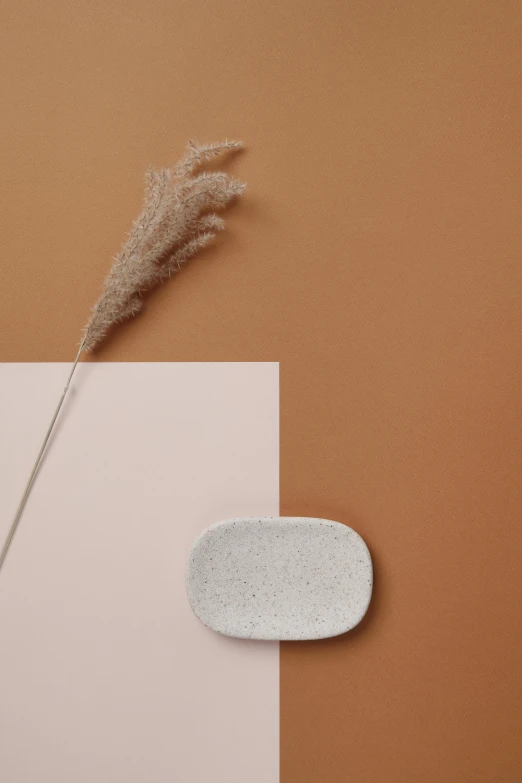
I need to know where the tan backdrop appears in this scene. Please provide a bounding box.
[1,1,521,780]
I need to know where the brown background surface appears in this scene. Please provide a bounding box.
[1,1,522,780]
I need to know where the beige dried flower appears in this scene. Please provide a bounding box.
[83,140,244,351]
[0,141,244,571]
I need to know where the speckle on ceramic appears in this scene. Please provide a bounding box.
[186,517,373,641]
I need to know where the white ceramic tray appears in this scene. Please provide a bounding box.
[186,517,372,640]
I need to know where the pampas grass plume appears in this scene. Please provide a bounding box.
[83,139,244,350]
[0,140,244,571]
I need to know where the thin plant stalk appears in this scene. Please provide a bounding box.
[0,339,85,570]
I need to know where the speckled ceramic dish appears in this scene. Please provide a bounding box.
[186,517,372,640]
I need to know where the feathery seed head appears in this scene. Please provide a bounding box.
[82,140,244,351]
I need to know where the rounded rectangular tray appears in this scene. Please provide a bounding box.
[186,517,372,640]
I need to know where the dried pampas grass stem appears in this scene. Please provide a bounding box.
[0,140,244,571]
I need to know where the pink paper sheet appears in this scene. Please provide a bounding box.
[0,362,279,782]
